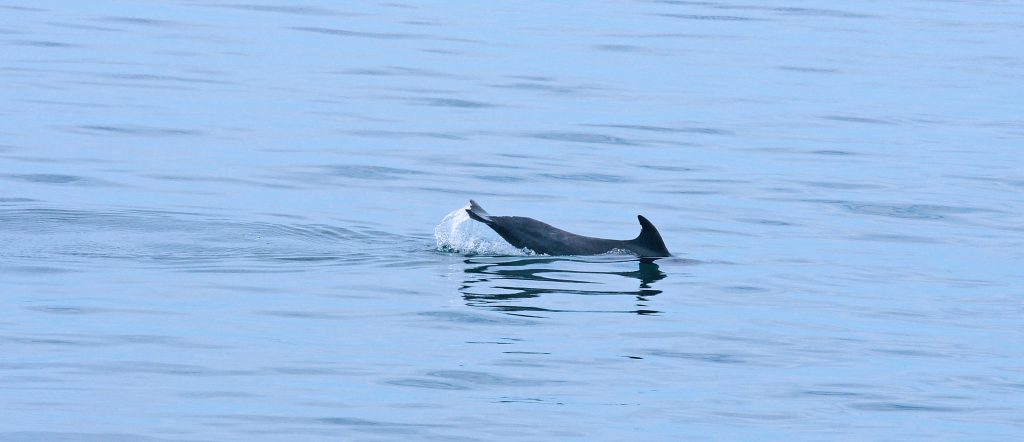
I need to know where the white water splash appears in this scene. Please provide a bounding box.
[434,204,530,255]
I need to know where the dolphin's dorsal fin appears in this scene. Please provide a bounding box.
[466,199,493,224]
[633,215,670,256]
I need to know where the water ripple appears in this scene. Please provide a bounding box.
[585,123,734,135]
[539,173,631,183]
[528,132,638,146]
[67,125,204,137]
[823,115,899,125]
[292,26,428,40]
[321,164,430,179]
[409,97,494,108]
[656,13,760,21]
[100,16,180,27]
[203,4,348,16]
[9,40,80,48]
[645,350,748,364]
[0,432,198,442]
[841,203,998,220]
[849,402,962,412]
[345,130,466,140]
[425,370,566,387]
[3,173,116,186]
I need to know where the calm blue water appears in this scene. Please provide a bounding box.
[2,1,1023,440]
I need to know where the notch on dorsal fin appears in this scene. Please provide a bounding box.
[465,199,493,224]
[633,215,670,257]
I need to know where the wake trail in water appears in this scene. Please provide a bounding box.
[0,206,419,272]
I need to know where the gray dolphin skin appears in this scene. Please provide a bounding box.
[465,200,671,258]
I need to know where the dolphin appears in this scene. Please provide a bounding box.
[464,200,671,258]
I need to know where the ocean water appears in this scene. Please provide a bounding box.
[2,1,1023,440]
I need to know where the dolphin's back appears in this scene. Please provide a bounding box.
[464,200,671,257]
[489,216,623,255]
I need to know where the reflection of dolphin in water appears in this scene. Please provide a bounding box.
[465,200,671,258]
[461,257,667,316]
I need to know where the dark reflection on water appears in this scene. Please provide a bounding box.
[461,257,668,316]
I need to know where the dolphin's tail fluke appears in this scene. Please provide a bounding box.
[633,215,671,257]
[466,200,493,224]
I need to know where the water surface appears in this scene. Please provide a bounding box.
[2,1,1023,440]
